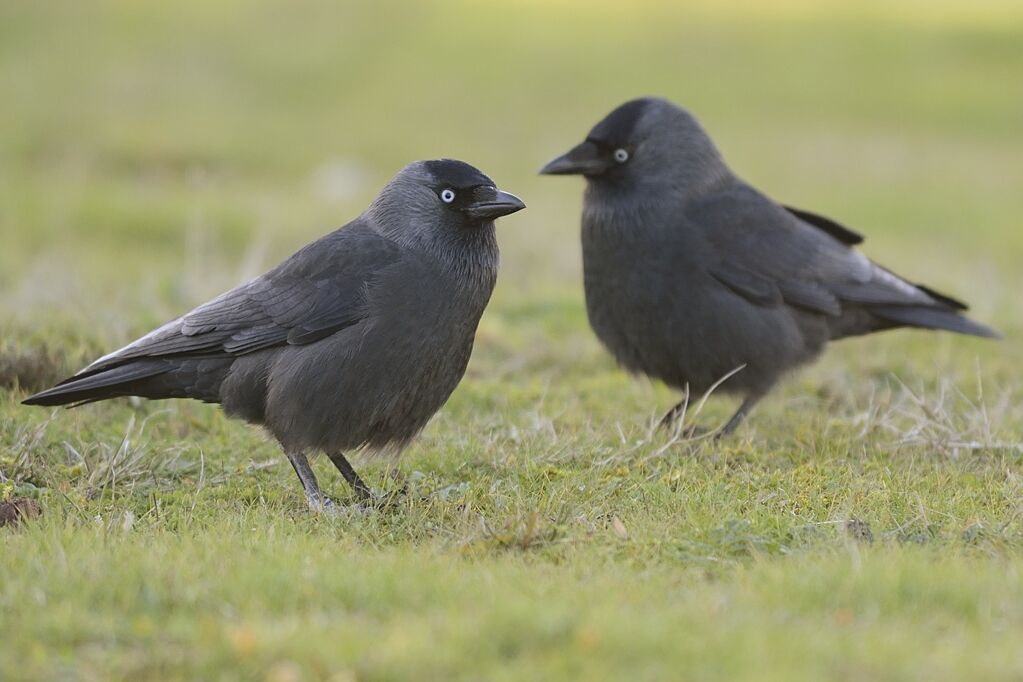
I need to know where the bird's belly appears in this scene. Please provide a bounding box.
[585,278,713,391]
[584,259,797,395]
[262,308,478,454]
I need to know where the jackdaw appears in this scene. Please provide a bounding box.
[24,159,525,510]
[541,97,997,435]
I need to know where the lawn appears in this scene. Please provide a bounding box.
[2,1,1023,679]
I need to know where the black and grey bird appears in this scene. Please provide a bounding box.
[24,159,525,510]
[541,97,997,435]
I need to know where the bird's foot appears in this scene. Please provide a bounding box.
[659,419,736,444]
[671,423,710,439]
[306,495,382,518]
[306,487,409,517]
[658,400,708,436]
[366,484,409,511]
[657,405,706,438]
[305,491,344,517]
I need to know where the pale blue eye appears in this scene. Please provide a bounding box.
[440,189,456,203]
[614,148,629,163]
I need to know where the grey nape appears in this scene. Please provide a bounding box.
[542,97,997,436]
[23,159,525,511]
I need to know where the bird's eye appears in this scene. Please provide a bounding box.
[613,148,630,163]
[440,188,456,203]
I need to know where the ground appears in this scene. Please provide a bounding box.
[2,1,1023,680]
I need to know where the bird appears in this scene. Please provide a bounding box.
[541,97,997,436]
[24,159,525,511]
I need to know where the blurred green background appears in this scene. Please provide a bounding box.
[2,1,1023,680]
[2,0,1021,333]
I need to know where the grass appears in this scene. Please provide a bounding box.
[2,0,1023,679]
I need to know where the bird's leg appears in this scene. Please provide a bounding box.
[654,384,695,431]
[326,451,374,502]
[658,399,687,430]
[719,392,765,437]
[286,450,338,514]
[658,387,703,436]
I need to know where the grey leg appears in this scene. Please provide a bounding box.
[658,391,705,437]
[658,398,688,430]
[287,450,337,514]
[719,393,765,437]
[661,395,761,438]
[326,451,373,501]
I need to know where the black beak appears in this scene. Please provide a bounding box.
[464,189,526,220]
[540,140,612,176]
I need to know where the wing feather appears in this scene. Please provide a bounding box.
[695,186,993,337]
[78,222,403,377]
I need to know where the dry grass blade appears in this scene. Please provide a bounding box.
[645,364,748,461]
[860,373,1023,456]
[0,413,57,484]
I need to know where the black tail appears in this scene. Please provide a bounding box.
[869,305,1000,339]
[22,361,171,407]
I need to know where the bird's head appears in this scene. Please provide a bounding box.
[372,159,525,235]
[540,97,728,196]
[367,159,524,275]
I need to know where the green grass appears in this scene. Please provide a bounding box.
[2,0,1023,679]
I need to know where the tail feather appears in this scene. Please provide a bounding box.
[22,361,169,407]
[869,305,1000,339]
[914,284,968,311]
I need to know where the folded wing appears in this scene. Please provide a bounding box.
[23,222,406,406]
[700,187,998,339]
